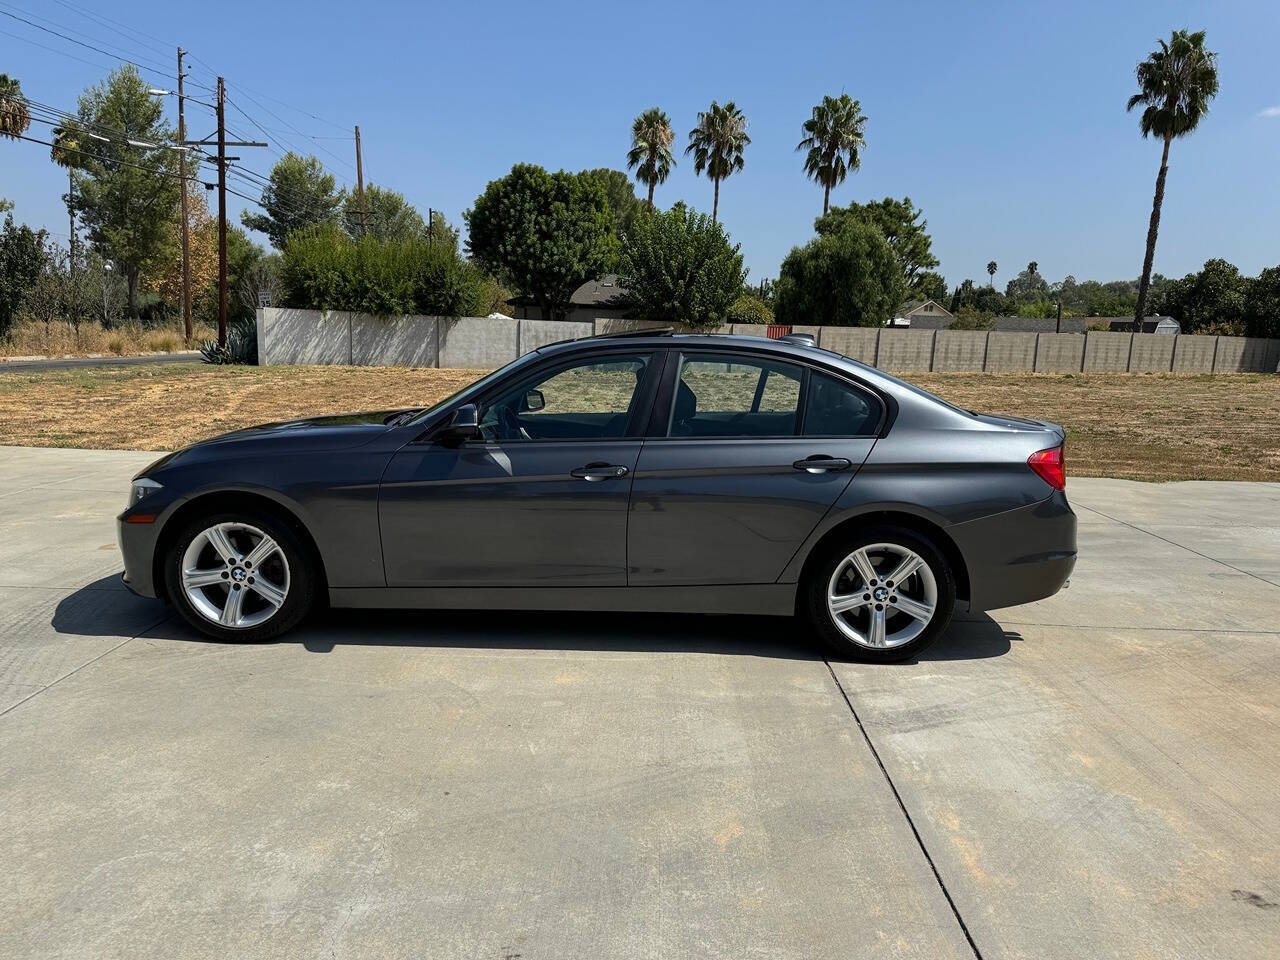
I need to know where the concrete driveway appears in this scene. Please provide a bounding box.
[2,445,1278,959]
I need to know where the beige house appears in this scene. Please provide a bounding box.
[889,299,955,327]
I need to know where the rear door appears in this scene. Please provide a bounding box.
[628,351,881,585]
[380,350,658,586]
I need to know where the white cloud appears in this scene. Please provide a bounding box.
[1260,106,1280,118]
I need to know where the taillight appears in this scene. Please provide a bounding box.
[1028,444,1066,491]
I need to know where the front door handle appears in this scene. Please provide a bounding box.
[571,462,629,482]
[793,456,852,474]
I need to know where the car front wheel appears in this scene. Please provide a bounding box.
[802,526,956,662]
[164,509,316,642]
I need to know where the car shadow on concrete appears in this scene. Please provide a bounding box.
[53,575,1016,663]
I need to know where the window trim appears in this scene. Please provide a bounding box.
[646,347,886,441]
[459,347,664,446]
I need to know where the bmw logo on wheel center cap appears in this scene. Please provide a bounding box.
[873,586,889,602]
[231,567,247,582]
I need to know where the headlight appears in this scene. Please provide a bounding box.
[129,478,163,508]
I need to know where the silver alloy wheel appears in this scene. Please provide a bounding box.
[826,542,938,650]
[180,521,290,629]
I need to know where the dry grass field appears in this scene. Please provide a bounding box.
[0,362,1276,481]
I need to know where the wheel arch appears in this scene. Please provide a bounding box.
[153,489,329,601]
[795,509,971,605]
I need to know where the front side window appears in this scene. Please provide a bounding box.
[668,354,803,438]
[480,353,652,441]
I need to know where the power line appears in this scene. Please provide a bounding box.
[0,7,194,88]
[47,0,178,61]
[0,1,183,81]
[9,132,200,182]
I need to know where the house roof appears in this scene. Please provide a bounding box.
[507,274,628,308]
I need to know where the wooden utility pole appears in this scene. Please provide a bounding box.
[177,48,192,341]
[216,76,228,347]
[354,124,366,235]
[182,79,265,350]
[67,167,75,275]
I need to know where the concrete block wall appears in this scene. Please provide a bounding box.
[1034,333,1085,372]
[932,331,988,372]
[984,332,1038,373]
[1082,332,1133,373]
[258,309,1279,374]
[1171,335,1217,373]
[877,329,935,372]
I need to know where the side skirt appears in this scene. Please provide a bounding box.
[328,584,797,616]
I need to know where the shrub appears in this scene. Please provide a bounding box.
[726,293,773,325]
[279,224,483,317]
[948,311,995,330]
[774,219,904,327]
[617,204,746,329]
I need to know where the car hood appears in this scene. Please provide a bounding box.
[156,410,412,467]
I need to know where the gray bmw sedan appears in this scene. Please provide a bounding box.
[118,330,1075,661]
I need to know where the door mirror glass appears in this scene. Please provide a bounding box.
[437,403,481,444]
[522,389,545,412]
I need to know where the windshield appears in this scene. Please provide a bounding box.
[405,352,543,425]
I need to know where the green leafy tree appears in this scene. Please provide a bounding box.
[726,293,773,325]
[342,183,425,240]
[950,279,1010,316]
[816,197,938,287]
[465,163,614,321]
[986,261,997,287]
[911,270,948,305]
[774,219,904,327]
[1243,266,1280,339]
[579,168,642,241]
[0,214,47,337]
[1127,29,1219,327]
[626,108,676,208]
[797,93,867,215]
[53,66,182,314]
[426,210,460,250]
[241,152,345,249]
[1006,261,1049,303]
[686,101,750,223]
[1153,258,1246,333]
[617,203,746,329]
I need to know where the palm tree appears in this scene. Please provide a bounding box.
[686,101,750,223]
[0,74,31,140]
[1127,29,1219,328]
[626,108,675,208]
[986,261,997,287]
[797,93,867,215]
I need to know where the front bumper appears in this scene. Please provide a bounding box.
[949,491,1077,612]
[118,512,163,599]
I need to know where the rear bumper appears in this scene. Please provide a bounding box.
[949,491,1076,611]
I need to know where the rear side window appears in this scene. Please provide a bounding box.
[803,371,881,436]
[669,354,802,438]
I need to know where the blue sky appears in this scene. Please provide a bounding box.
[2,0,1278,290]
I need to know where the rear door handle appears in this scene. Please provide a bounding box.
[571,462,629,482]
[793,456,852,474]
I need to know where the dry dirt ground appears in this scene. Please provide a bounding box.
[0,363,1276,481]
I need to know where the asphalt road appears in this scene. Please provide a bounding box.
[1,445,1278,959]
[0,351,201,372]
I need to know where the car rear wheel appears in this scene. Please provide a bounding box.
[802,526,956,662]
[164,509,315,642]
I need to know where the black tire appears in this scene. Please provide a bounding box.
[801,525,956,663]
[163,507,316,642]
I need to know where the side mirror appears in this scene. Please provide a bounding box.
[437,403,481,445]
[523,389,545,412]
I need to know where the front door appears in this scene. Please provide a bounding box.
[628,352,881,585]
[380,351,657,586]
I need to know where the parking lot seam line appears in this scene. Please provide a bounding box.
[1072,500,1280,590]
[824,661,985,960]
[0,615,170,720]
